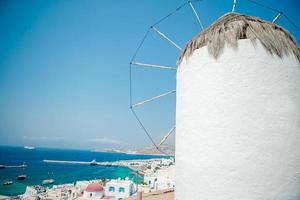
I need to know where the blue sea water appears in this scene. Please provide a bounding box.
[0,146,164,196]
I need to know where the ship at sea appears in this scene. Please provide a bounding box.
[3,181,13,186]
[42,179,55,185]
[24,146,35,150]
[90,159,97,166]
[17,175,26,181]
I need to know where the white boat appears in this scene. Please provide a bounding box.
[17,175,27,180]
[42,179,55,185]
[90,159,97,165]
[3,181,13,186]
[24,146,35,150]
[20,163,27,168]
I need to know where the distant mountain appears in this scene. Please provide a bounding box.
[92,143,175,156]
[129,143,175,156]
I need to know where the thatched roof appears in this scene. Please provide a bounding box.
[178,12,300,63]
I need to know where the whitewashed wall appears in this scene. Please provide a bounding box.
[176,39,300,200]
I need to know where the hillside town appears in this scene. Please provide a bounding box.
[18,158,174,200]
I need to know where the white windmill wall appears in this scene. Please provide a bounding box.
[176,39,300,200]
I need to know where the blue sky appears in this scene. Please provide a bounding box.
[0,0,299,150]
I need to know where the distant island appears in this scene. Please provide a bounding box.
[93,143,175,156]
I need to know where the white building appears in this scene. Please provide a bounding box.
[83,182,104,199]
[22,186,46,200]
[75,180,90,196]
[143,176,157,189]
[176,13,300,200]
[52,184,77,199]
[144,165,175,191]
[22,186,39,198]
[34,184,77,200]
[105,178,135,200]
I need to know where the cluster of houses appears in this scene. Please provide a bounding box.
[20,158,175,200]
[140,159,175,193]
[21,178,135,200]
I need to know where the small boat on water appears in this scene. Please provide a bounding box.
[24,146,35,150]
[20,163,27,168]
[90,159,97,166]
[3,181,13,186]
[42,179,55,185]
[0,165,6,169]
[17,175,27,180]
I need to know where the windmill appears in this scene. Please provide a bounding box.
[130,1,300,199]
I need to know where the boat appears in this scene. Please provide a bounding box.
[90,159,97,166]
[3,181,13,186]
[21,163,27,168]
[17,175,27,180]
[24,146,35,150]
[42,179,55,185]
[0,165,5,169]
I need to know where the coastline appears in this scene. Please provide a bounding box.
[0,146,168,196]
[0,195,11,200]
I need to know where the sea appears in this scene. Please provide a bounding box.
[0,146,165,196]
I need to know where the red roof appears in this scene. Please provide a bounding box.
[85,182,104,192]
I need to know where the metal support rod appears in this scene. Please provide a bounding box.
[131,90,176,108]
[158,126,176,147]
[232,0,237,12]
[131,61,176,70]
[130,109,159,149]
[130,108,170,156]
[272,12,283,23]
[129,28,151,107]
[188,1,204,30]
[151,26,182,51]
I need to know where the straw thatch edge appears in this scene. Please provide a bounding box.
[178,12,300,64]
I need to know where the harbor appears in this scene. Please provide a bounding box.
[0,147,166,196]
[0,148,174,199]
[42,158,174,176]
